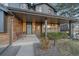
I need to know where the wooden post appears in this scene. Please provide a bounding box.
[45,20,47,38]
[8,16,14,45]
[41,22,42,34]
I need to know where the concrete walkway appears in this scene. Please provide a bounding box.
[1,34,40,56]
[1,34,60,56]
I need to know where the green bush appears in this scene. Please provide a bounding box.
[41,32,68,46]
[41,32,68,40]
[49,32,63,40]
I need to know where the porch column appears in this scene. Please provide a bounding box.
[69,20,72,38]
[8,16,14,45]
[45,19,47,38]
[41,22,42,34]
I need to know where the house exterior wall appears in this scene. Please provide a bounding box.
[0,15,23,45]
[71,23,79,39]
[0,15,10,46]
[36,4,55,15]
[3,3,55,15]
[0,14,23,53]
[0,10,4,32]
[8,3,20,8]
[3,3,28,10]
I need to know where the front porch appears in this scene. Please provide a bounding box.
[5,8,77,44]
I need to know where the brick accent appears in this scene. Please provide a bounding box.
[0,33,9,45]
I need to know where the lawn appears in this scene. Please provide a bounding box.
[56,39,79,56]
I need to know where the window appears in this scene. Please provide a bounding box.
[20,4,27,9]
[39,7,42,12]
[48,8,55,15]
[48,9,51,14]
[37,6,42,12]
[48,8,54,15]
[3,3,8,6]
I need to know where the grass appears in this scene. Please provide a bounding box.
[56,39,79,56]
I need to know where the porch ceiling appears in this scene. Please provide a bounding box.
[13,12,76,24]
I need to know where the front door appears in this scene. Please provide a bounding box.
[27,23,32,34]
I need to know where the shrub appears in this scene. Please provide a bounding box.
[41,32,68,46]
[41,32,68,40]
[40,32,68,46]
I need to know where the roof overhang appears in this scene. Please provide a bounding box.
[7,6,78,24]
